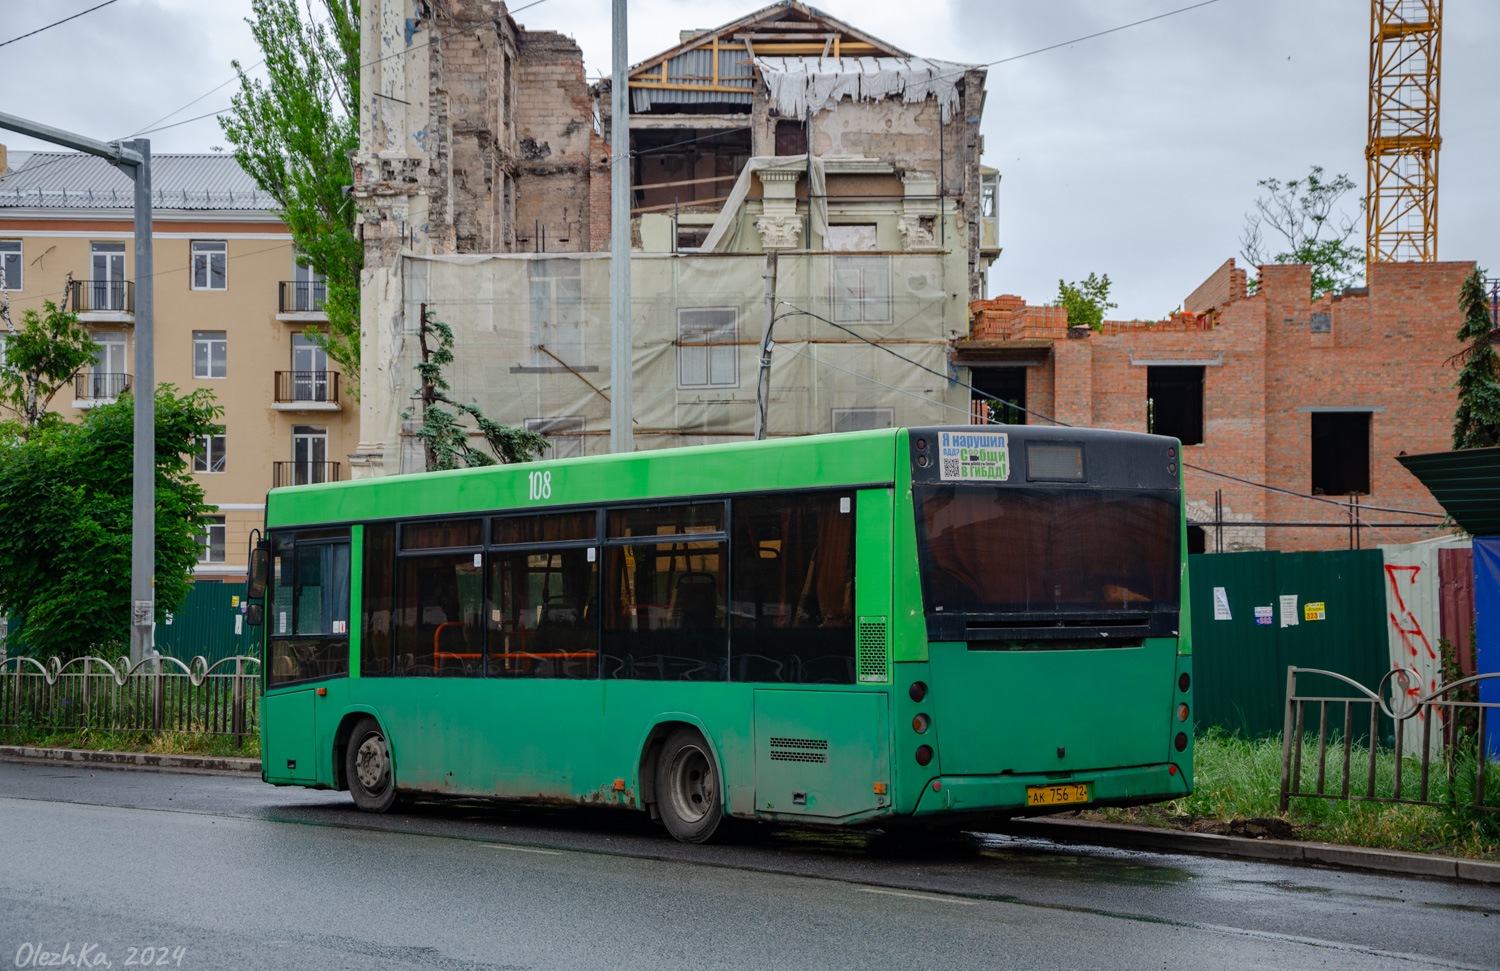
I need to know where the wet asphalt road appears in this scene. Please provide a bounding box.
[0,761,1496,971]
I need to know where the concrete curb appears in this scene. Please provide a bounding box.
[0,746,261,777]
[997,816,1500,885]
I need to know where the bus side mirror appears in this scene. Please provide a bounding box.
[247,545,270,601]
[245,603,264,627]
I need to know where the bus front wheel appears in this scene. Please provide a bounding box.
[346,716,398,813]
[655,728,723,843]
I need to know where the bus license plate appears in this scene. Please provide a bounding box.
[1025,783,1089,807]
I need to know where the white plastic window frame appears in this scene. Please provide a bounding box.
[191,240,228,291]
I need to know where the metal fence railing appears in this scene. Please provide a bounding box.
[273,370,339,404]
[67,279,134,314]
[74,372,132,401]
[278,279,328,314]
[1279,666,1499,814]
[0,655,260,746]
[272,461,341,489]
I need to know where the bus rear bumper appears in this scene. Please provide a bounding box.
[910,763,1190,816]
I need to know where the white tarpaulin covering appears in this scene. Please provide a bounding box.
[754,56,976,122]
[701,154,828,253]
[377,251,965,472]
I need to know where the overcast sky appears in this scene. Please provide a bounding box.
[2,0,1495,317]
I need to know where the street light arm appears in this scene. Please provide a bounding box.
[0,111,143,166]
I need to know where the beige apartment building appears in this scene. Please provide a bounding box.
[0,151,355,582]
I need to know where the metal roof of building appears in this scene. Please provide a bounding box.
[1398,447,1500,537]
[0,152,276,211]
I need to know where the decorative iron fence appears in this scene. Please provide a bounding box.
[1279,666,1498,814]
[74,372,132,401]
[0,655,260,746]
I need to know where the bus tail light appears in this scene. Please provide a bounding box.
[1179,672,1190,692]
[912,713,930,734]
[1176,703,1189,722]
[915,745,934,766]
[909,681,928,702]
[1174,732,1188,752]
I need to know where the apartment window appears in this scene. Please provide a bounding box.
[1146,366,1204,445]
[84,332,129,398]
[290,255,327,312]
[677,308,738,389]
[192,240,227,290]
[527,258,583,367]
[292,425,330,484]
[525,416,585,459]
[831,407,893,434]
[829,255,891,325]
[198,516,227,564]
[195,429,227,473]
[1311,412,1371,496]
[0,240,20,290]
[193,330,227,379]
[90,242,127,311]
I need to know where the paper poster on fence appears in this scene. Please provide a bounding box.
[1304,601,1326,621]
[1279,595,1299,627]
[1212,587,1232,621]
[1255,606,1274,625]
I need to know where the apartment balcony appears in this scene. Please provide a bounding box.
[72,372,131,409]
[271,370,341,411]
[277,280,329,321]
[68,279,134,322]
[272,461,341,489]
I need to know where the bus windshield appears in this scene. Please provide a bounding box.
[914,486,1180,617]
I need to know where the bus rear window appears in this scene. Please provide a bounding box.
[914,486,1179,616]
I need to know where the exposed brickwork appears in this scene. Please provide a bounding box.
[959,258,1474,552]
[513,29,603,252]
[970,296,1067,340]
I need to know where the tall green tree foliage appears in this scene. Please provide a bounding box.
[0,387,222,659]
[1452,268,1500,449]
[1239,165,1365,298]
[403,310,548,471]
[0,299,99,438]
[219,0,361,389]
[1054,272,1116,332]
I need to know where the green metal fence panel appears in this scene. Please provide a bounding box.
[1189,549,1390,738]
[156,582,262,666]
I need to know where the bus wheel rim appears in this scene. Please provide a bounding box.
[668,744,713,824]
[356,734,389,792]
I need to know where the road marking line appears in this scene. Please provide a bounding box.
[858,888,977,906]
[481,843,562,855]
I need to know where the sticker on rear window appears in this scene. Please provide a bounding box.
[937,430,1010,481]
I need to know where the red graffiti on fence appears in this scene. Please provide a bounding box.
[1385,563,1441,725]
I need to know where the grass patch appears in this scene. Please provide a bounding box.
[0,725,259,759]
[1081,728,1500,861]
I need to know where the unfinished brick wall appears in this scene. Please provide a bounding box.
[969,258,1473,551]
[1183,258,1249,314]
[512,29,601,252]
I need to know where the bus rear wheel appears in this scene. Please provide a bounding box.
[346,716,398,813]
[655,728,723,843]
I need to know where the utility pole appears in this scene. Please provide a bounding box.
[609,0,633,453]
[0,113,155,665]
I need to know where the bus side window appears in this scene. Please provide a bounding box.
[267,529,352,687]
[393,519,485,678]
[729,493,856,684]
[361,523,396,677]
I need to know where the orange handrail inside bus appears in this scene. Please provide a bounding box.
[488,652,599,659]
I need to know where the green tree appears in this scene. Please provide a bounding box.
[1452,268,1500,449]
[0,298,99,438]
[0,386,222,659]
[403,310,548,470]
[219,0,361,391]
[1054,272,1117,332]
[1239,165,1365,298]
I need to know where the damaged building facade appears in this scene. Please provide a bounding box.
[351,0,996,474]
[959,258,1474,553]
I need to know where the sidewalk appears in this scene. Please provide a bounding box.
[996,815,1500,886]
[0,745,260,776]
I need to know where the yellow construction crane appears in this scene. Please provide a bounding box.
[1366,0,1442,265]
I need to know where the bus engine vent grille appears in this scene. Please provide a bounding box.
[857,616,889,683]
[769,737,829,763]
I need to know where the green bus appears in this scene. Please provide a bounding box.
[249,425,1193,842]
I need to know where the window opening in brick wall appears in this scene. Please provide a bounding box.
[677,308,738,389]
[1186,525,1206,555]
[775,120,807,156]
[831,407,893,434]
[971,366,1027,425]
[1311,411,1371,496]
[1146,366,1204,445]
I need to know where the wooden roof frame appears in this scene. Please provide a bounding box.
[627,1,909,83]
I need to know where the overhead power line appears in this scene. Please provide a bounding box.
[0,0,119,50]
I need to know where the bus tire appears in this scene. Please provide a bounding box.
[346,716,398,813]
[655,727,723,843]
